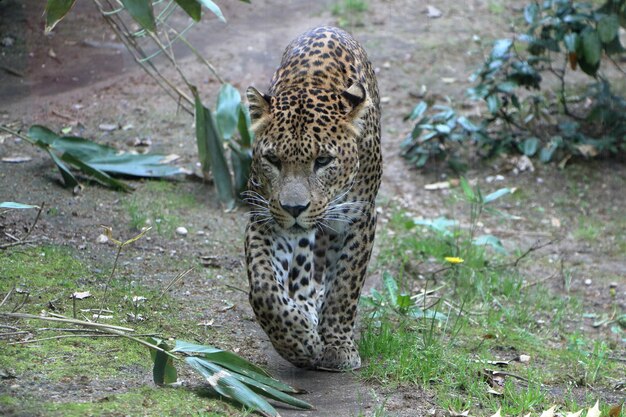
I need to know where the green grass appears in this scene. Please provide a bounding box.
[123,180,199,235]
[0,244,232,414]
[1,386,237,416]
[359,206,623,415]
[331,0,368,27]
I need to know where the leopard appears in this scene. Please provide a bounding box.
[244,26,381,371]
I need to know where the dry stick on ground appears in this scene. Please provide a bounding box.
[0,312,177,359]
[0,202,45,250]
[157,267,194,301]
[9,332,159,345]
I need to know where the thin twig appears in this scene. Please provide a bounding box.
[0,288,14,308]
[0,331,30,337]
[0,239,39,250]
[521,271,559,289]
[157,267,194,300]
[9,332,159,345]
[0,312,177,359]
[21,202,44,242]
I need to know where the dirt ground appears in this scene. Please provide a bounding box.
[1,0,624,416]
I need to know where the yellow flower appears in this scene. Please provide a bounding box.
[444,256,464,264]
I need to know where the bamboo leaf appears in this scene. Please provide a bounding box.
[237,105,253,148]
[0,202,39,209]
[60,153,131,192]
[148,338,178,385]
[46,147,80,188]
[216,83,242,140]
[186,357,277,417]
[483,188,512,204]
[173,0,201,21]
[45,0,77,33]
[193,88,236,209]
[198,0,226,23]
[121,0,156,32]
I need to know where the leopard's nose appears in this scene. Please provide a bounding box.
[280,202,310,218]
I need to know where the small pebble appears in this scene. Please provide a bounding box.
[96,234,109,244]
[584,278,592,286]
[176,226,188,236]
[98,123,118,131]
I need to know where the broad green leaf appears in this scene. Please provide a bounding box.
[195,359,313,410]
[186,357,277,417]
[483,188,512,204]
[121,0,156,32]
[216,84,242,140]
[86,154,183,178]
[457,116,480,132]
[237,105,253,148]
[61,153,131,191]
[597,14,619,43]
[496,81,518,93]
[28,124,60,145]
[198,0,226,23]
[28,125,183,179]
[408,309,448,321]
[473,234,507,254]
[580,28,601,66]
[45,0,77,33]
[524,3,538,24]
[230,145,252,196]
[459,177,475,200]
[486,94,501,114]
[396,294,413,311]
[173,341,272,378]
[540,137,561,163]
[0,202,39,209]
[405,101,428,121]
[174,0,201,21]
[434,124,451,134]
[522,137,539,156]
[383,272,398,306]
[148,338,178,385]
[45,147,80,188]
[193,88,236,209]
[490,39,513,59]
[413,217,457,236]
[564,33,579,52]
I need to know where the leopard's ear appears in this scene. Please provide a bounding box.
[246,86,272,133]
[341,82,371,130]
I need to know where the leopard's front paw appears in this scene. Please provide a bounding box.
[316,342,361,371]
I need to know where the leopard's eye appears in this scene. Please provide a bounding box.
[314,156,334,170]
[264,153,281,168]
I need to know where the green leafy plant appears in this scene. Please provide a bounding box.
[43,0,253,205]
[361,272,447,321]
[194,84,253,209]
[0,125,184,191]
[149,339,312,417]
[403,0,626,169]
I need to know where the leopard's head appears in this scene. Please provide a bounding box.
[245,83,370,232]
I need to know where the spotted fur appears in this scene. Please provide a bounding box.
[244,26,381,370]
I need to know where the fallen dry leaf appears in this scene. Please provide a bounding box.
[489,407,502,417]
[564,410,582,417]
[539,405,557,417]
[586,401,601,417]
[608,403,623,417]
[71,291,91,300]
[425,5,443,18]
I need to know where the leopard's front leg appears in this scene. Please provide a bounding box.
[245,223,322,368]
[315,208,377,370]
